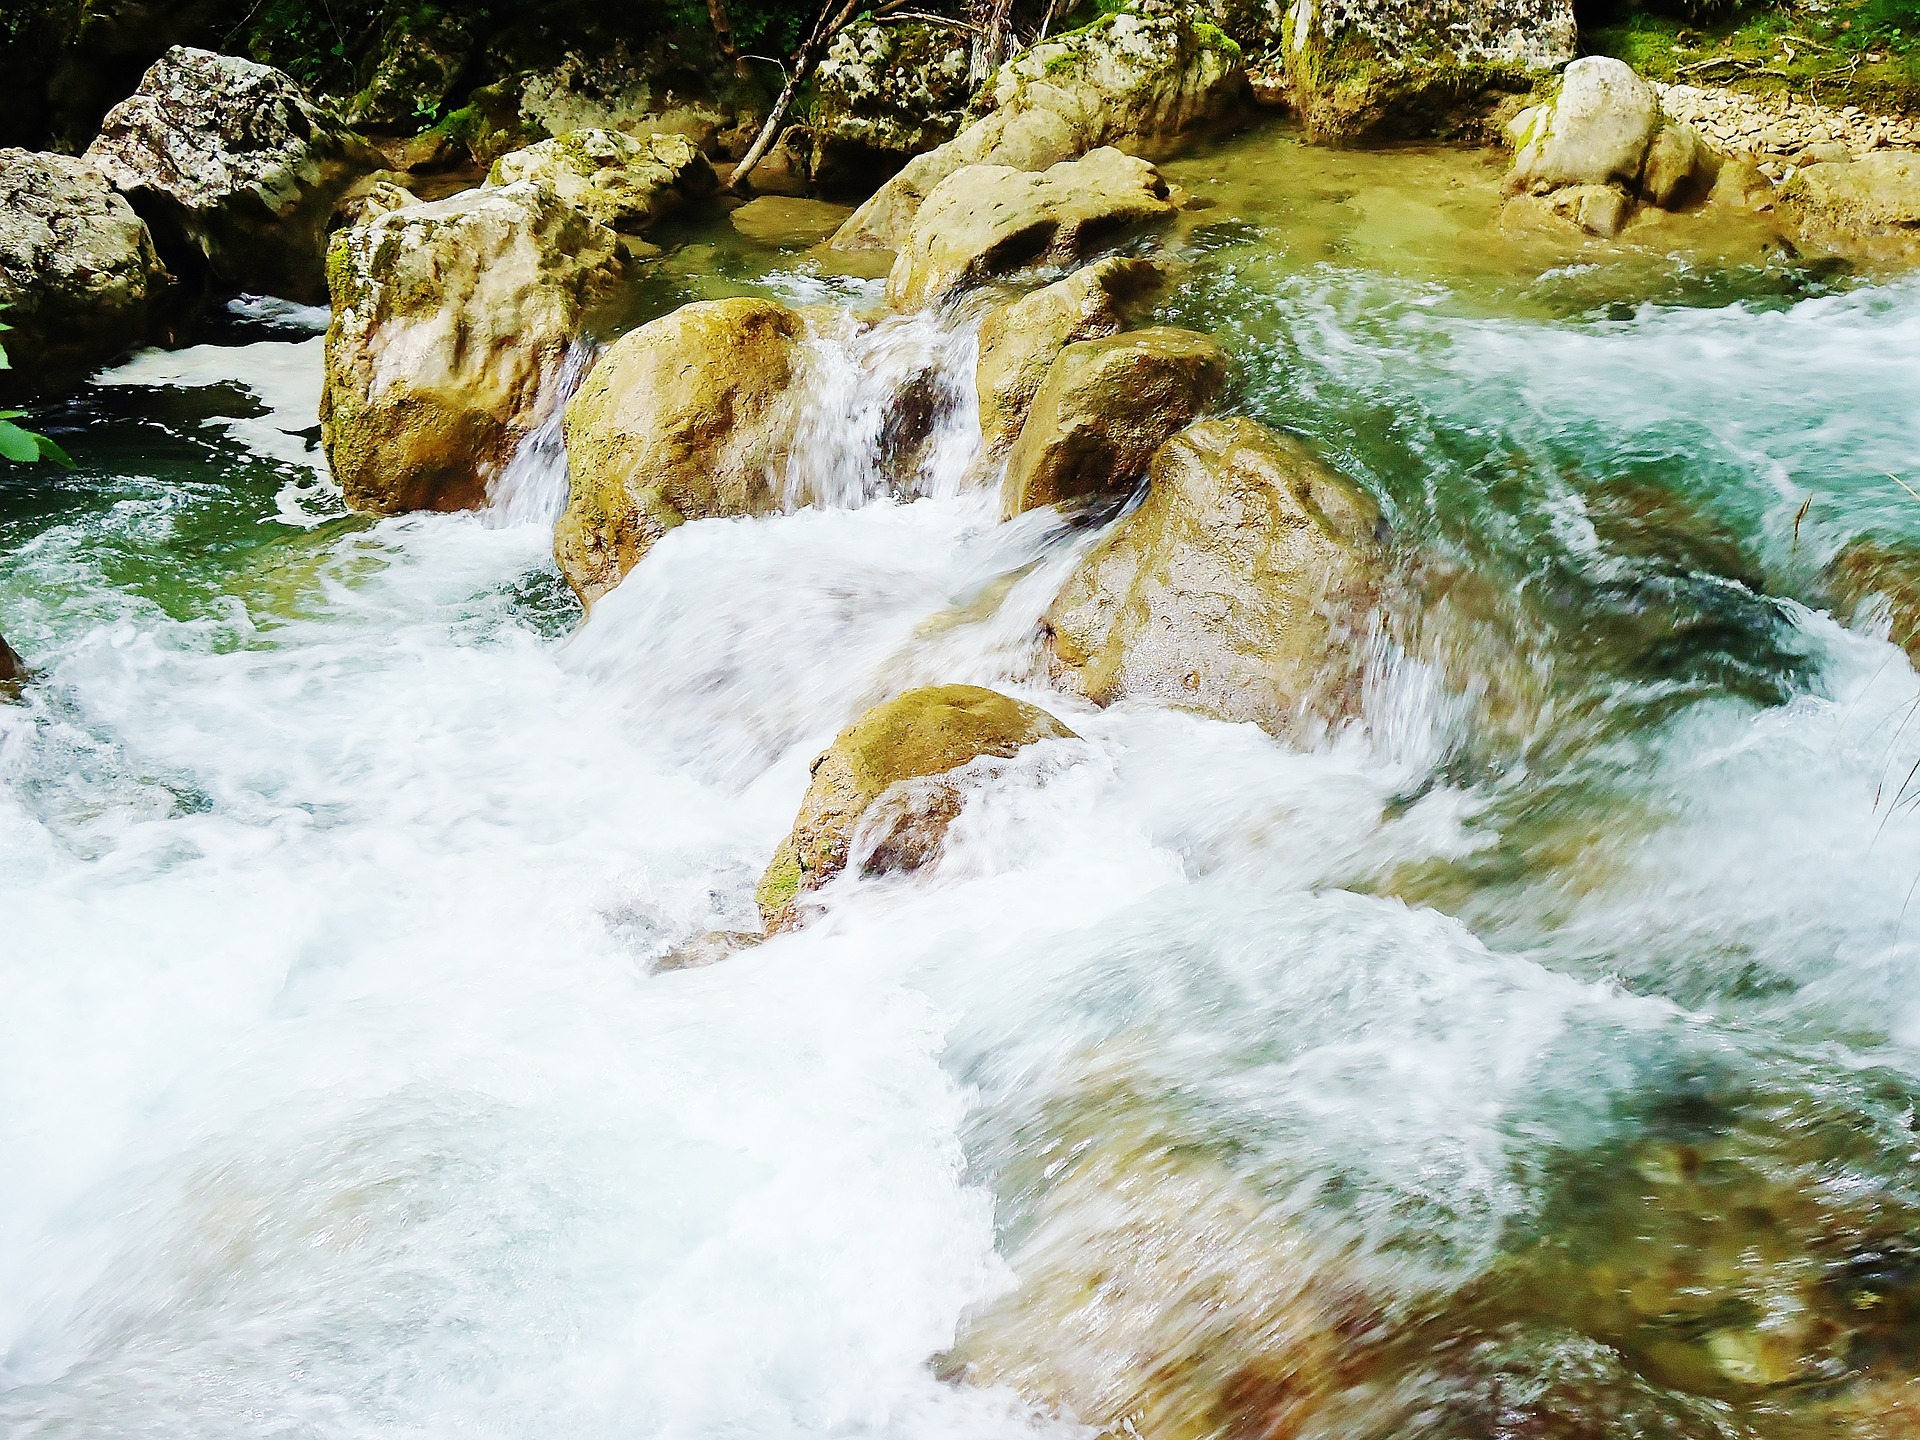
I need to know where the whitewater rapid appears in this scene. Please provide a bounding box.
[5,266,1920,1437]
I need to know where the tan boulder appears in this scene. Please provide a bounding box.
[485,129,717,232]
[1043,416,1386,737]
[886,148,1176,312]
[1000,327,1228,519]
[756,684,1076,931]
[553,297,810,607]
[832,1,1244,254]
[1780,152,1920,262]
[1829,537,1920,663]
[975,255,1169,459]
[321,181,629,516]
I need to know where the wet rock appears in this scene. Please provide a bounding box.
[1001,327,1228,518]
[0,631,23,699]
[84,47,385,303]
[755,684,1076,932]
[886,147,1177,311]
[657,930,761,972]
[1829,537,1920,664]
[1504,58,1717,230]
[975,256,1171,460]
[1780,152,1920,263]
[347,8,474,131]
[729,196,852,247]
[832,1,1244,254]
[738,125,815,198]
[1044,416,1386,737]
[321,181,628,516]
[553,297,809,607]
[0,148,169,390]
[486,129,717,233]
[1282,0,1574,143]
[809,20,974,194]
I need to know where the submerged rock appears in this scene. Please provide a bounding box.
[975,256,1171,460]
[554,298,809,607]
[1502,58,1717,236]
[0,148,169,389]
[833,2,1244,253]
[322,181,628,516]
[486,129,717,233]
[886,148,1177,311]
[1000,326,1228,518]
[1282,0,1574,143]
[1780,152,1920,263]
[728,196,852,247]
[756,684,1076,932]
[1044,416,1386,736]
[85,47,385,302]
[809,20,974,193]
[1829,537,1920,663]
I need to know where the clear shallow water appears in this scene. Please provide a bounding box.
[7,134,1920,1438]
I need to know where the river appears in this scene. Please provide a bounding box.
[6,125,1920,1438]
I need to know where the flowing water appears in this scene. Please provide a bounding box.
[8,123,1920,1438]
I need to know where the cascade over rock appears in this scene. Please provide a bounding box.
[809,20,974,193]
[886,148,1177,311]
[554,298,812,607]
[1282,0,1575,143]
[321,180,628,517]
[1000,327,1228,519]
[85,47,385,302]
[486,129,717,233]
[1828,537,1920,664]
[1044,416,1387,736]
[1779,153,1920,263]
[1502,58,1718,236]
[975,256,1171,460]
[0,148,169,390]
[832,2,1244,254]
[755,684,1077,932]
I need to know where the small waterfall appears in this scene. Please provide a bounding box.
[782,307,983,512]
[485,342,596,529]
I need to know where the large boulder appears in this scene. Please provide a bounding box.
[809,20,975,194]
[84,47,384,302]
[1502,57,1718,235]
[486,129,717,233]
[0,148,169,391]
[755,684,1077,932]
[1043,416,1387,737]
[346,8,475,130]
[1281,0,1574,143]
[553,298,811,607]
[1779,152,1920,263]
[1000,327,1228,519]
[321,181,629,516]
[886,147,1177,311]
[975,256,1170,459]
[832,2,1244,254]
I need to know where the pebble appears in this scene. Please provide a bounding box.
[1655,81,1920,163]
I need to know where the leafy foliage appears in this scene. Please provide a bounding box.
[0,323,71,469]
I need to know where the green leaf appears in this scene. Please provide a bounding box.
[0,420,41,462]
[33,434,73,468]
[0,410,23,420]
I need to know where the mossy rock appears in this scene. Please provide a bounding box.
[756,684,1077,931]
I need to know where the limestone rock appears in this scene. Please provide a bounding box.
[1001,327,1229,518]
[976,255,1171,458]
[832,2,1244,254]
[810,20,974,193]
[1780,152,1920,262]
[553,298,810,607]
[1505,57,1717,224]
[1829,537,1920,664]
[1044,416,1386,736]
[1282,0,1575,143]
[85,47,384,302]
[321,181,628,516]
[887,148,1177,311]
[486,129,717,233]
[0,148,169,390]
[0,630,22,699]
[755,684,1077,931]
[347,8,474,131]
